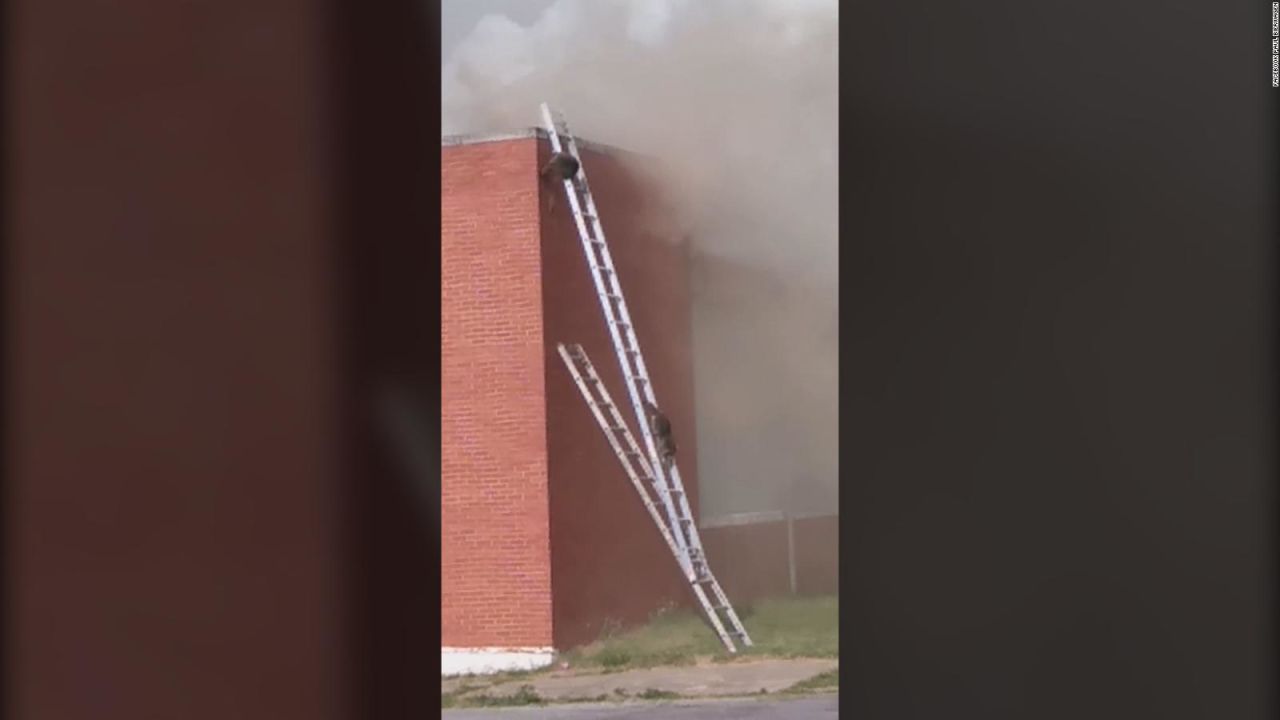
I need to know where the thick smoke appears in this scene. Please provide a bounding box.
[443,0,837,518]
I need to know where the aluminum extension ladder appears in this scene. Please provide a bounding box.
[557,344,750,653]
[541,103,752,653]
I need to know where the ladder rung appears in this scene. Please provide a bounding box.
[625,375,648,384]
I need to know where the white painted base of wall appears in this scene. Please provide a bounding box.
[441,647,556,677]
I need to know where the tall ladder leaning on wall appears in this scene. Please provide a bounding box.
[539,102,753,653]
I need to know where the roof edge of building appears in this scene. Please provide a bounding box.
[441,127,648,160]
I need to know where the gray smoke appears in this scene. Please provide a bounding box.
[443,0,837,518]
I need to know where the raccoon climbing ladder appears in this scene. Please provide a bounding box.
[540,103,752,653]
[557,343,748,654]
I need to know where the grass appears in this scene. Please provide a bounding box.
[442,684,648,709]
[562,594,838,671]
[443,684,545,708]
[733,595,839,658]
[440,595,838,709]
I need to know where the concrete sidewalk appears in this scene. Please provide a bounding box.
[447,658,837,703]
[443,695,839,719]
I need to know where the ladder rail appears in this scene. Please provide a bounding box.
[557,343,736,652]
[540,103,752,651]
[704,569,753,648]
[555,343,693,579]
[540,111,651,421]
[539,106,685,538]
[539,104,689,554]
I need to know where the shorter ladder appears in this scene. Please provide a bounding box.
[557,343,752,653]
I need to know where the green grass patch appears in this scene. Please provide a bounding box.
[562,594,838,671]
[444,686,622,709]
[737,595,839,659]
[441,595,838,708]
[445,684,545,708]
[479,667,542,684]
[440,680,485,709]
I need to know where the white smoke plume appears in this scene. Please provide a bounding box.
[443,0,838,517]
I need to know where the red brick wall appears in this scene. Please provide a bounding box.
[701,515,839,602]
[793,515,840,595]
[701,521,792,601]
[539,139,700,649]
[441,138,554,648]
[441,134,699,652]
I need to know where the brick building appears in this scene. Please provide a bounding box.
[441,129,699,675]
